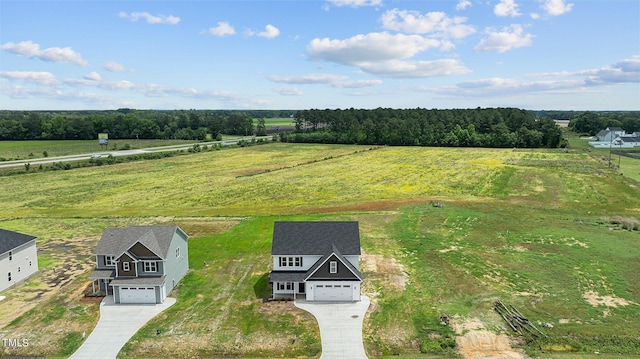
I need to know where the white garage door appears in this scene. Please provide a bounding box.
[314,284,352,301]
[119,287,156,304]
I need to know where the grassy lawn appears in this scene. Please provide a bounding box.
[255,117,296,127]
[0,142,639,358]
[0,139,196,160]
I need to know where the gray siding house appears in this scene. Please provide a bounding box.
[0,229,38,293]
[269,221,363,301]
[89,225,189,304]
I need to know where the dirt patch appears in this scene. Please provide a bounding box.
[582,290,635,308]
[450,315,529,359]
[360,251,408,292]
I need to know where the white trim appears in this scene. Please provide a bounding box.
[304,253,362,281]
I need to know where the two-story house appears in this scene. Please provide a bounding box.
[89,225,189,304]
[269,221,363,302]
[0,229,38,293]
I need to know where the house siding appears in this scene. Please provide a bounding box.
[129,242,160,259]
[163,228,189,293]
[0,240,38,293]
[307,256,360,281]
[272,255,321,271]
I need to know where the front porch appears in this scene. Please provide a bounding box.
[88,269,115,296]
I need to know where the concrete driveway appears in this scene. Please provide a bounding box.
[70,296,176,359]
[295,296,370,359]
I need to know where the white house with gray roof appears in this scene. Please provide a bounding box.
[89,225,189,304]
[0,229,38,293]
[269,221,363,302]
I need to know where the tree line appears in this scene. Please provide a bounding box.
[0,109,295,141]
[283,107,566,148]
[567,112,640,136]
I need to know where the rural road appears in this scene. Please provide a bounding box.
[0,136,270,169]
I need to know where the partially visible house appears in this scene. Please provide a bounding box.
[89,225,189,304]
[590,127,640,148]
[0,229,38,293]
[269,221,363,302]
[595,127,625,142]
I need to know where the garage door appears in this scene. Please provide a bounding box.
[313,284,352,301]
[119,287,156,304]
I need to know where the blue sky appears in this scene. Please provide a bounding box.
[1,0,639,110]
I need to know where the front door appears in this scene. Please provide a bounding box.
[299,282,305,294]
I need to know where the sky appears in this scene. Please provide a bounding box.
[1,0,639,111]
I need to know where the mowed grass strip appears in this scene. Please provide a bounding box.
[0,139,195,160]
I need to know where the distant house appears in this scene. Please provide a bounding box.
[269,221,363,302]
[590,127,639,148]
[89,225,189,304]
[0,229,38,293]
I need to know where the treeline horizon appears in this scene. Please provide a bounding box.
[285,107,566,148]
[1,108,638,148]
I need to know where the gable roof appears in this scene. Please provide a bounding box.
[304,244,363,281]
[95,225,186,260]
[271,221,361,256]
[0,229,37,255]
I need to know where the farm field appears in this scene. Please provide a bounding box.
[0,142,638,358]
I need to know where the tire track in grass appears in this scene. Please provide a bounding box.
[208,263,254,334]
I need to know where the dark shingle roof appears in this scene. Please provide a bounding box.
[0,229,37,255]
[271,221,361,255]
[95,225,186,259]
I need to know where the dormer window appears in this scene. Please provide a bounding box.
[105,256,115,266]
[330,261,337,273]
[123,262,130,271]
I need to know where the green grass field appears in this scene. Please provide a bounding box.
[0,139,195,161]
[0,142,638,358]
[255,117,296,127]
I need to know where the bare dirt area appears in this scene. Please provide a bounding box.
[361,251,408,292]
[582,290,636,317]
[450,315,529,359]
[0,235,97,328]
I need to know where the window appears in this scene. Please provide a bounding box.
[8,251,12,261]
[18,267,21,273]
[29,260,32,267]
[123,262,130,271]
[175,247,180,259]
[7,272,11,282]
[329,261,337,273]
[105,256,115,266]
[144,261,157,272]
[276,282,294,291]
[279,256,302,268]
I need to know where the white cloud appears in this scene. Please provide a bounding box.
[84,72,101,81]
[257,24,280,39]
[380,9,475,39]
[326,0,383,7]
[456,0,472,10]
[273,87,304,96]
[118,11,180,25]
[474,24,533,53]
[333,79,383,88]
[268,73,348,84]
[530,13,540,19]
[1,40,88,66]
[104,61,132,72]
[207,22,236,37]
[541,0,573,16]
[0,71,57,85]
[494,0,521,17]
[357,59,470,78]
[307,32,443,65]
[268,73,383,87]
